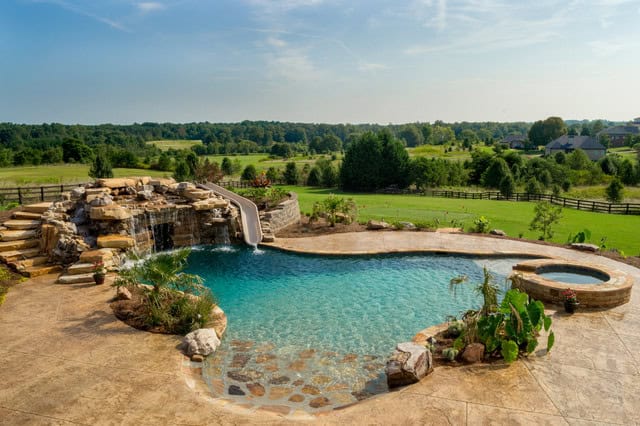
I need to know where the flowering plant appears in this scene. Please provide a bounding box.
[562,288,577,303]
[93,261,106,275]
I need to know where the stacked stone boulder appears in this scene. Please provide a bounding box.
[0,177,244,282]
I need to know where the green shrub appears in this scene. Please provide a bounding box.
[0,285,8,306]
[114,248,216,335]
[471,216,490,233]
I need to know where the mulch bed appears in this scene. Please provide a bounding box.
[110,287,174,334]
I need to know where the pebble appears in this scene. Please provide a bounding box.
[301,385,320,395]
[228,385,245,396]
[247,383,265,397]
[309,397,331,408]
[269,376,291,385]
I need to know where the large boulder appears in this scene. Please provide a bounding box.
[182,328,220,357]
[367,220,391,230]
[460,343,485,364]
[90,205,132,221]
[490,229,507,236]
[97,235,135,249]
[96,178,138,189]
[571,243,599,252]
[385,342,432,388]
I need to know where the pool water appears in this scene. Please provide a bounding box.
[539,271,605,285]
[186,246,525,412]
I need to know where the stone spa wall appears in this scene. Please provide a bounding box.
[260,192,301,234]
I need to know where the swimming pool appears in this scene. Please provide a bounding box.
[186,246,526,411]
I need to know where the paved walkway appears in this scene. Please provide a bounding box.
[1,232,639,425]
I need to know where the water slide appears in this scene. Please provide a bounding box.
[198,183,263,246]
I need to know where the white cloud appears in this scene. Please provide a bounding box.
[358,62,386,72]
[137,2,166,14]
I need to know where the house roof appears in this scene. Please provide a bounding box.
[546,135,605,151]
[598,125,640,136]
[502,135,527,143]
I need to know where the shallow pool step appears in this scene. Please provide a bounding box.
[0,248,41,263]
[21,202,52,214]
[2,220,42,230]
[0,229,38,242]
[12,211,43,220]
[57,273,95,284]
[0,239,39,253]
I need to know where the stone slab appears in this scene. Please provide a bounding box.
[23,265,62,278]
[0,239,39,253]
[0,229,37,242]
[97,235,135,249]
[67,263,99,275]
[21,202,52,214]
[0,247,41,262]
[11,211,43,220]
[2,220,42,230]
[56,273,95,284]
[79,249,114,264]
[90,205,132,221]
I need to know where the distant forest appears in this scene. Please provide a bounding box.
[0,119,617,168]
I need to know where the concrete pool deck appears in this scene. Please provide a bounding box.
[1,231,639,424]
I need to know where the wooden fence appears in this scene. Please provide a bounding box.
[0,183,87,205]
[426,190,640,215]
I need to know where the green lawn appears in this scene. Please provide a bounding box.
[204,153,340,178]
[147,139,203,151]
[278,186,640,256]
[0,165,170,186]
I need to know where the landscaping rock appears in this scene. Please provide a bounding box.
[136,190,154,201]
[97,235,135,249]
[228,385,245,396]
[96,178,138,189]
[247,383,266,397]
[490,229,507,236]
[385,342,432,388]
[309,397,331,408]
[89,195,114,207]
[182,328,221,357]
[116,286,132,301]
[571,243,599,252]
[90,205,132,221]
[191,354,204,362]
[460,343,485,364]
[367,220,391,230]
[398,221,416,230]
[70,187,86,199]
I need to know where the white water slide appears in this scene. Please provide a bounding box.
[198,183,263,246]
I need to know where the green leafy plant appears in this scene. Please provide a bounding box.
[310,194,357,227]
[529,201,562,241]
[472,216,490,233]
[114,249,216,335]
[568,228,591,244]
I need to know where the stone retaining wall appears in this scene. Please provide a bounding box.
[261,192,301,234]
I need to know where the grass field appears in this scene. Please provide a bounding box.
[566,185,640,202]
[278,186,640,256]
[204,153,340,178]
[0,165,170,186]
[147,139,203,151]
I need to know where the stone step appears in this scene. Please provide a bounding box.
[57,273,95,285]
[0,248,41,263]
[0,239,39,253]
[22,202,53,214]
[79,248,115,264]
[11,256,49,269]
[12,211,43,220]
[0,229,38,242]
[67,263,97,275]
[2,219,42,230]
[22,264,62,278]
[97,234,135,249]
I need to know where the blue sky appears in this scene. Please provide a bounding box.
[1,0,639,124]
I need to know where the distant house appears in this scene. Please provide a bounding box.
[502,135,527,150]
[597,124,640,148]
[545,135,606,161]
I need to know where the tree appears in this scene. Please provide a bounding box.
[379,130,410,188]
[62,138,94,163]
[525,177,543,195]
[194,158,223,183]
[398,125,424,147]
[499,174,516,198]
[89,151,113,179]
[221,157,233,175]
[270,143,293,158]
[481,157,511,189]
[566,149,591,170]
[340,132,383,191]
[528,117,567,146]
[282,161,298,185]
[529,202,562,241]
[241,164,257,181]
[173,160,192,182]
[306,167,322,186]
[265,167,279,182]
[605,178,624,203]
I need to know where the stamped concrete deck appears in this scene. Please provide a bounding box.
[1,232,639,425]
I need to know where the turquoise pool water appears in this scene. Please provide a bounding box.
[539,271,605,285]
[187,246,526,411]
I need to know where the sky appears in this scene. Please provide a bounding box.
[1,0,639,125]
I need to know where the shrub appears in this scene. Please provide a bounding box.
[471,216,490,233]
[114,248,215,335]
[605,178,624,203]
[310,194,357,227]
[529,202,562,241]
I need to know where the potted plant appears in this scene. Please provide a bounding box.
[93,261,106,285]
[562,288,579,313]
